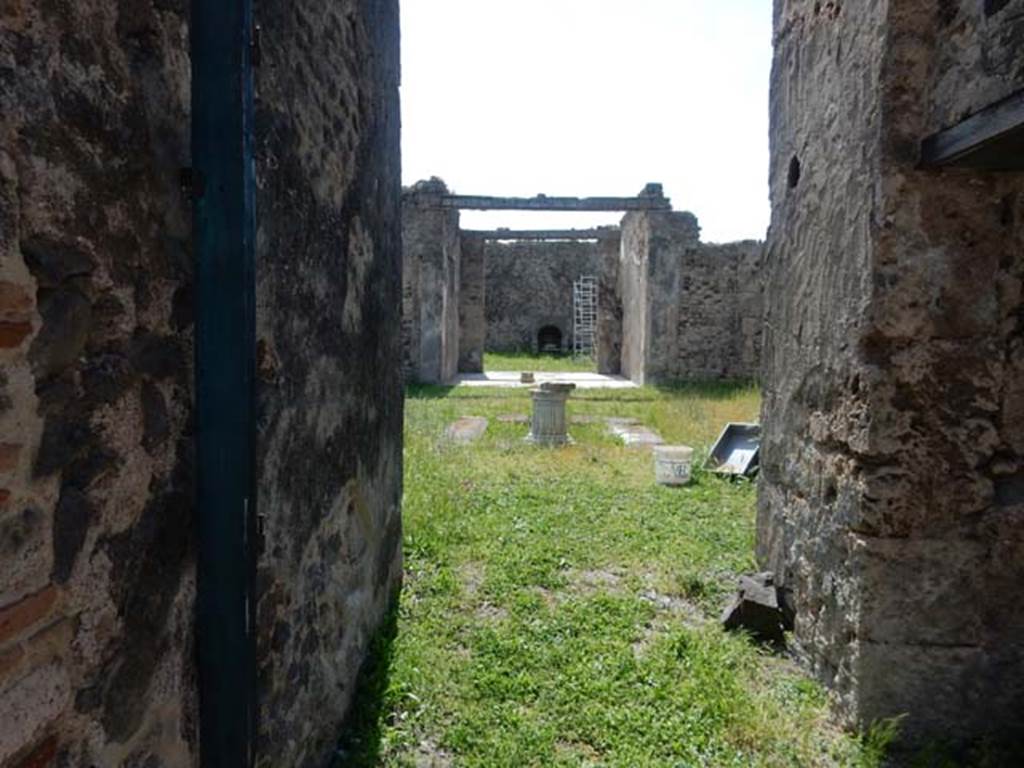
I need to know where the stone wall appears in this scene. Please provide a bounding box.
[0,1,196,765]
[620,211,762,384]
[758,0,1024,750]
[484,239,606,354]
[458,234,485,373]
[619,213,651,382]
[675,240,763,381]
[596,233,623,375]
[252,0,403,765]
[402,180,460,383]
[0,0,403,765]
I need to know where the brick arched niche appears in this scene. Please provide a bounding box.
[759,0,1024,751]
[536,323,565,354]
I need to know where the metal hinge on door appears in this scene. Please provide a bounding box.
[251,23,262,68]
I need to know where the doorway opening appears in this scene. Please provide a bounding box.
[536,324,563,354]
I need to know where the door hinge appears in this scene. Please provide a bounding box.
[179,167,204,199]
[251,23,262,68]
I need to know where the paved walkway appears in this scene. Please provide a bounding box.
[455,371,639,389]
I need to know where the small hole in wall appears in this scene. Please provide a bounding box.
[824,481,838,505]
[1000,194,1016,228]
[787,156,801,189]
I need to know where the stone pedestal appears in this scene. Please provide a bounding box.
[526,382,576,446]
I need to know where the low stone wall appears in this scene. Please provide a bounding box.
[758,0,1024,748]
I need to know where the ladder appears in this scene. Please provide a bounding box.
[572,275,598,360]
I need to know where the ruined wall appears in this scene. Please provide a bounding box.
[596,233,623,375]
[929,0,1024,127]
[735,241,764,377]
[402,180,460,383]
[458,234,485,373]
[619,211,759,384]
[1,0,403,765]
[758,0,1024,749]
[251,0,403,765]
[619,213,650,382]
[674,240,763,380]
[0,2,196,765]
[484,239,604,354]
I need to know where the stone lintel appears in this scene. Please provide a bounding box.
[462,228,619,241]
[439,193,671,212]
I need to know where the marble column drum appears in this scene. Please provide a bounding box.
[526,382,576,446]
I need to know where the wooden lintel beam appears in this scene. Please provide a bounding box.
[920,88,1024,170]
[463,228,619,241]
[439,193,671,212]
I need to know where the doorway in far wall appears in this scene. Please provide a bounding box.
[537,324,564,354]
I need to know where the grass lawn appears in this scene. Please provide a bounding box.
[484,351,598,373]
[339,382,888,767]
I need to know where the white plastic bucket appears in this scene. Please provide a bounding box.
[654,445,694,486]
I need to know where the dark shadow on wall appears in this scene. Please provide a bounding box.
[332,594,401,767]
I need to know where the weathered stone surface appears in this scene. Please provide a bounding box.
[721,572,787,646]
[526,383,576,446]
[620,209,763,384]
[458,234,486,373]
[3,1,403,765]
[607,421,663,449]
[484,237,612,355]
[0,0,196,762]
[403,179,461,383]
[597,233,623,375]
[252,0,403,765]
[0,586,57,645]
[758,0,1024,749]
[408,190,760,382]
[444,417,488,444]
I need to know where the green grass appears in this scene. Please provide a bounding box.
[484,350,597,372]
[339,383,884,767]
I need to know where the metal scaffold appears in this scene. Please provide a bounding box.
[572,275,598,359]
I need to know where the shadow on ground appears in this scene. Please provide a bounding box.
[332,595,400,767]
[652,379,758,401]
[405,384,457,399]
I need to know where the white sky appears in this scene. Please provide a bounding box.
[400,0,772,244]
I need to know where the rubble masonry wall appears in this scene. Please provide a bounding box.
[402,182,460,384]
[758,0,1024,747]
[484,239,605,355]
[0,0,403,765]
[620,211,763,384]
[252,0,403,764]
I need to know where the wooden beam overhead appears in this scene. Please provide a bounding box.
[439,193,671,212]
[920,88,1024,170]
[463,228,619,241]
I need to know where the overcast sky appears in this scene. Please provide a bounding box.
[400,0,772,243]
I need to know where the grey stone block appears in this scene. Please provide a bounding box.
[721,572,787,646]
